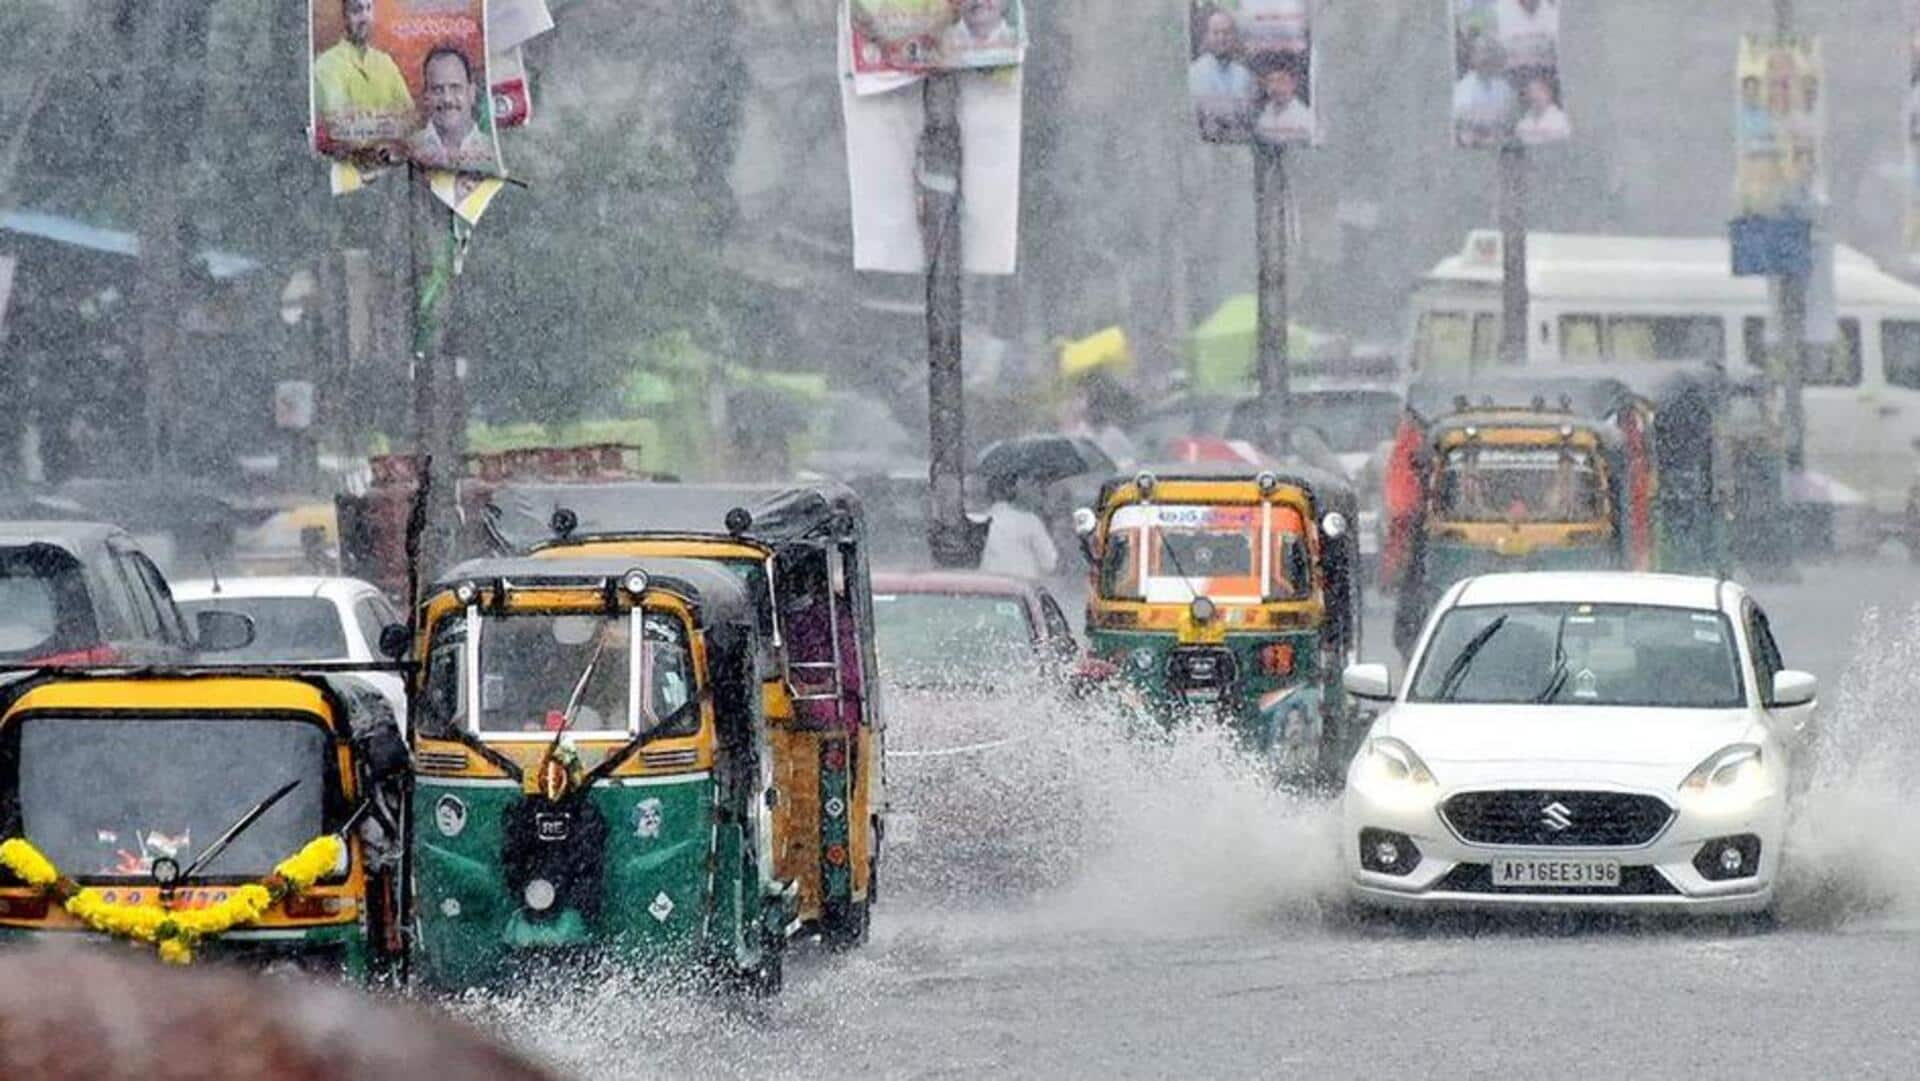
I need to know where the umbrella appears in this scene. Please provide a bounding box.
[975,434,1116,487]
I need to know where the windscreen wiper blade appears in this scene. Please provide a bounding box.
[1435,615,1509,702]
[181,778,302,881]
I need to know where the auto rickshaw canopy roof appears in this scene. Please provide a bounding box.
[1097,461,1356,515]
[1406,374,1642,425]
[432,555,756,635]
[490,482,866,554]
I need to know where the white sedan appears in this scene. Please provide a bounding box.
[173,576,409,726]
[1342,572,1815,915]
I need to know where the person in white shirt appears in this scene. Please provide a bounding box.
[408,46,493,170]
[941,0,1017,57]
[1254,65,1315,145]
[978,474,1059,581]
[1452,34,1517,148]
[1496,0,1558,70]
[1189,10,1255,141]
[1513,73,1570,145]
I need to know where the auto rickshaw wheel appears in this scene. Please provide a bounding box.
[821,895,871,951]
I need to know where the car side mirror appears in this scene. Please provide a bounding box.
[194,609,256,653]
[1772,669,1818,708]
[378,622,412,661]
[1343,662,1395,702]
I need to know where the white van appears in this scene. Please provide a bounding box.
[1407,230,1920,536]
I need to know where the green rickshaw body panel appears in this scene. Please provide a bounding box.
[1089,627,1335,753]
[411,773,717,990]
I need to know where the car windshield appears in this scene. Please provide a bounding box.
[424,609,696,739]
[1434,445,1608,524]
[0,545,98,661]
[1100,504,1311,604]
[13,716,329,880]
[873,592,1034,691]
[177,597,347,663]
[1411,603,1745,708]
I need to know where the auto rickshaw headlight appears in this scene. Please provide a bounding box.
[1321,512,1349,540]
[1189,596,1217,624]
[1135,472,1157,499]
[524,878,558,912]
[1072,507,1098,537]
[622,569,650,596]
[455,581,480,606]
[1257,471,1280,495]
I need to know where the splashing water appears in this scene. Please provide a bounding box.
[1777,604,1920,927]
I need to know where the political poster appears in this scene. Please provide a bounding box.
[1186,1,1319,147]
[839,4,1023,274]
[490,46,531,129]
[1734,34,1824,218]
[1449,0,1569,149]
[310,0,504,176]
[849,0,1027,80]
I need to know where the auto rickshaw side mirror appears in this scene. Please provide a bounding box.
[358,721,412,781]
[378,622,412,661]
[1343,662,1395,702]
[194,609,256,653]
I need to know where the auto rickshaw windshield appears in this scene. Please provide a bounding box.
[425,608,697,739]
[1101,503,1311,604]
[1435,446,1607,524]
[11,716,329,879]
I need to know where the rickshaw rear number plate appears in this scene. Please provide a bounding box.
[536,813,571,842]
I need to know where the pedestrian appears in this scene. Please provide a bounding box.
[979,473,1058,580]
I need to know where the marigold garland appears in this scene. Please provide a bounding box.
[0,835,345,964]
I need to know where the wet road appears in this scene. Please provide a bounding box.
[481,559,1920,1080]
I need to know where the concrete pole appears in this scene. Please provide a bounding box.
[1774,0,1808,471]
[407,166,459,582]
[1254,142,1292,422]
[1498,143,1530,368]
[921,73,971,567]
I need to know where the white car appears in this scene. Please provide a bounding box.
[1342,572,1815,915]
[173,576,409,726]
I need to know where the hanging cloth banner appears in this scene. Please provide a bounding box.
[839,3,1023,276]
[850,0,1027,76]
[1186,0,1320,147]
[1734,33,1824,219]
[1448,0,1569,149]
[310,0,506,177]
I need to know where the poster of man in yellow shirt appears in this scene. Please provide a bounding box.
[310,0,503,176]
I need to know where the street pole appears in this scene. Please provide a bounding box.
[1774,0,1808,471]
[1254,142,1292,425]
[407,165,459,581]
[1498,143,1529,368]
[921,72,970,567]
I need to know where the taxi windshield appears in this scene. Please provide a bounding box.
[1435,445,1608,524]
[11,716,329,880]
[1099,503,1311,604]
[424,608,697,740]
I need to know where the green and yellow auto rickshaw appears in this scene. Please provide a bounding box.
[0,669,409,978]
[1077,465,1363,776]
[408,556,792,991]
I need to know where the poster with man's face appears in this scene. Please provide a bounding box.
[1734,34,1823,218]
[849,0,1027,76]
[1450,0,1568,150]
[310,0,504,176]
[1187,1,1319,147]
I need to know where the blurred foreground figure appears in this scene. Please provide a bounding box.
[0,949,555,1081]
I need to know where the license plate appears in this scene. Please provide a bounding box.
[1489,858,1621,888]
[1181,688,1224,704]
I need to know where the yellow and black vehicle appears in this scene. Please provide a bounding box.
[482,482,883,949]
[1077,465,1363,777]
[0,668,409,978]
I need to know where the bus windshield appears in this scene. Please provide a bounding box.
[1434,446,1608,525]
[1100,504,1311,604]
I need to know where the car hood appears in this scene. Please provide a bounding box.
[1377,703,1762,787]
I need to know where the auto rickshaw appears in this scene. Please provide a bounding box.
[1076,464,1363,776]
[480,481,883,950]
[1383,375,1660,654]
[0,668,409,978]
[408,556,793,990]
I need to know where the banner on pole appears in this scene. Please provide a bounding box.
[490,46,531,129]
[839,3,1023,274]
[1186,1,1319,147]
[310,0,505,176]
[1734,34,1824,219]
[1449,0,1568,149]
[850,0,1027,76]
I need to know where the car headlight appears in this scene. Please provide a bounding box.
[1355,737,1437,791]
[1679,744,1768,811]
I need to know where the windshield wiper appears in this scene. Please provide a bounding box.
[1434,615,1508,702]
[180,778,302,881]
[1533,611,1573,704]
[549,626,614,752]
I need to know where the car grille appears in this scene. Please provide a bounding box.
[1433,863,1680,897]
[1442,790,1673,848]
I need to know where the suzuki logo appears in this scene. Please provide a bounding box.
[1540,801,1574,832]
